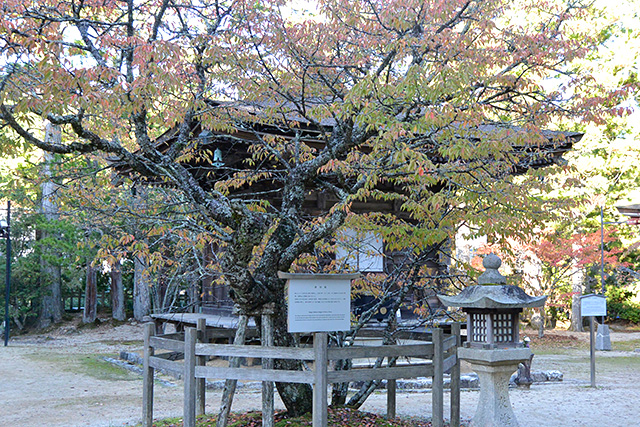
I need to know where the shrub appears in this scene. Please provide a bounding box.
[606,286,640,324]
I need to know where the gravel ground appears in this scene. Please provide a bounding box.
[2,319,639,427]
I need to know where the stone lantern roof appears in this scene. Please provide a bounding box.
[438,253,546,309]
[438,285,546,309]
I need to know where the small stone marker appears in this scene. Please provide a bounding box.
[595,324,612,351]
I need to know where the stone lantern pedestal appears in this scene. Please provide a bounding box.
[458,347,531,426]
[438,254,546,427]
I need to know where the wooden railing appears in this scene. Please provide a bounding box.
[142,321,461,427]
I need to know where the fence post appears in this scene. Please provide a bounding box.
[196,317,207,416]
[143,323,155,427]
[262,305,275,427]
[432,328,444,427]
[184,327,197,427]
[450,322,461,427]
[313,332,328,427]
[387,357,396,419]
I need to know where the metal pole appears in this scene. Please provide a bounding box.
[590,316,596,387]
[600,206,606,325]
[4,201,11,347]
[600,206,605,294]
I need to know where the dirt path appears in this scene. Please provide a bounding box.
[1,322,639,426]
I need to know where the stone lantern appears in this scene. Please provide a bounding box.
[438,254,546,427]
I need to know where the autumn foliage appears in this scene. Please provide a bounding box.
[475,226,627,324]
[0,0,633,415]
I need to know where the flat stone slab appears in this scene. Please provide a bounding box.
[151,313,256,329]
[458,347,532,365]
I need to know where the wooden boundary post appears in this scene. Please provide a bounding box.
[143,318,460,427]
[143,323,155,427]
[313,332,328,427]
[196,318,207,416]
[386,376,396,419]
[450,323,461,427]
[184,327,197,427]
[432,328,443,427]
[262,307,275,427]
[154,317,165,335]
[386,355,397,419]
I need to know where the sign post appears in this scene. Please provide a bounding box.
[278,272,359,427]
[580,294,607,387]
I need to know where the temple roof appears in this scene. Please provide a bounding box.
[111,101,583,187]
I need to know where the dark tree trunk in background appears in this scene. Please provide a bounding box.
[152,267,166,314]
[110,262,126,321]
[571,267,585,332]
[37,123,63,329]
[83,259,98,323]
[134,254,152,321]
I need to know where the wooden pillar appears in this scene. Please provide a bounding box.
[386,377,396,419]
[450,323,461,427]
[387,351,397,419]
[261,305,275,427]
[196,318,207,416]
[154,317,164,336]
[184,327,197,427]
[142,323,155,427]
[432,328,444,427]
[313,332,328,427]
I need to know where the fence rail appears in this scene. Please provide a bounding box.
[142,320,461,427]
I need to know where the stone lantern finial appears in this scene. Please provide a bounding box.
[478,253,506,285]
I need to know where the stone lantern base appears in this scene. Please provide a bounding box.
[458,347,532,427]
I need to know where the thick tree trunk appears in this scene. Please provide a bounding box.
[38,124,63,329]
[110,262,126,321]
[83,259,98,323]
[38,255,62,328]
[271,302,313,417]
[134,255,152,321]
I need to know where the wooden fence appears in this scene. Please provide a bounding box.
[142,320,461,427]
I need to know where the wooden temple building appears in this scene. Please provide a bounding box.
[115,101,583,320]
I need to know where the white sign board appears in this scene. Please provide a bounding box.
[581,294,607,317]
[279,273,358,333]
